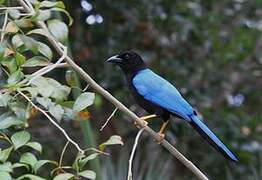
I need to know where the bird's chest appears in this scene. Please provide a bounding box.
[126,74,159,114]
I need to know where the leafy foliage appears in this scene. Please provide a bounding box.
[0,0,124,179]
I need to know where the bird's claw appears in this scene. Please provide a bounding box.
[134,120,148,128]
[156,133,165,144]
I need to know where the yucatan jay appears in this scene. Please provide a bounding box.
[106,50,238,162]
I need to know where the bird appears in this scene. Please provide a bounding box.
[106,50,238,162]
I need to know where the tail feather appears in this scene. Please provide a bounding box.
[190,115,238,162]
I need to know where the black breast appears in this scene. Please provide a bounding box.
[125,72,170,121]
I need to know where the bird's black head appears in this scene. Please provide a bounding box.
[106,50,146,73]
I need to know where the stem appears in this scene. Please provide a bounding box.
[127,128,145,180]
[59,141,69,167]
[100,108,118,131]
[18,91,84,154]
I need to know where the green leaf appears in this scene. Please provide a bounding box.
[36,10,51,21]
[60,101,74,108]
[36,97,64,121]
[9,101,27,120]
[0,93,11,107]
[79,170,96,179]
[0,0,6,6]
[47,19,68,43]
[39,1,65,9]
[18,87,38,97]
[72,153,84,171]
[0,115,23,130]
[63,107,77,121]
[34,160,57,174]
[20,152,38,168]
[49,104,64,121]
[22,56,49,67]
[27,29,48,37]
[53,173,74,180]
[11,131,31,150]
[0,162,12,172]
[36,97,53,109]
[0,43,5,58]
[12,163,30,170]
[1,57,18,73]
[73,92,95,112]
[32,76,71,101]
[79,153,99,170]
[15,19,34,28]
[17,174,45,180]
[0,172,11,180]
[21,35,39,53]
[0,147,13,163]
[99,135,124,151]
[12,34,24,49]
[15,52,26,66]
[37,42,53,60]
[50,8,73,26]
[26,142,42,153]
[7,70,24,85]
[9,9,21,19]
[65,70,77,87]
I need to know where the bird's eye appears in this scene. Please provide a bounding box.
[124,54,130,59]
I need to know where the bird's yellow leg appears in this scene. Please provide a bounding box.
[134,114,157,128]
[140,114,157,121]
[157,120,170,143]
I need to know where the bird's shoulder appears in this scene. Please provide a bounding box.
[132,69,181,96]
[132,68,194,120]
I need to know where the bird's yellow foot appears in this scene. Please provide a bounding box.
[140,114,157,121]
[155,120,169,143]
[134,119,148,128]
[156,132,165,144]
[134,114,156,128]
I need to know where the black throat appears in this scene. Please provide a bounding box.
[121,64,147,76]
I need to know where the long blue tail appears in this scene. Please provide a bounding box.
[190,115,238,162]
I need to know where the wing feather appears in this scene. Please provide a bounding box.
[132,69,193,121]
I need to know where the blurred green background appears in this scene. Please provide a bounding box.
[19,0,262,179]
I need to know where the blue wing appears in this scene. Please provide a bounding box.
[132,69,194,121]
[132,69,238,161]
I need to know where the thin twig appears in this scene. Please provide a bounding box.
[127,128,145,180]
[24,0,35,13]
[27,44,67,85]
[100,108,118,131]
[59,141,70,167]
[17,1,209,179]
[84,148,110,156]
[18,90,84,154]
[82,84,90,92]
[0,11,8,42]
[27,62,68,68]
[0,7,24,10]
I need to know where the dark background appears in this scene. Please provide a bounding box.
[25,0,262,179]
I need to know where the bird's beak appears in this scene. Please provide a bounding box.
[106,55,122,64]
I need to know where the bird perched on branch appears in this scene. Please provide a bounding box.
[106,50,238,162]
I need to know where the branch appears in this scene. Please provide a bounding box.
[0,7,24,10]
[26,43,67,85]
[0,11,8,42]
[17,91,84,154]
[127,128,145,180]
[100,108,118,131]
[59,141,70,167]
[17,1,209,179]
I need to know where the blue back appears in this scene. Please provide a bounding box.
[132,69,194,121]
